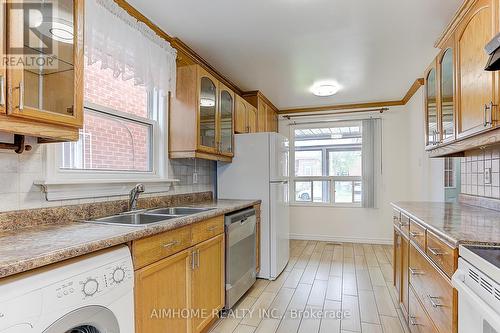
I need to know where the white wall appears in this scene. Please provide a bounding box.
[282,87,444,244]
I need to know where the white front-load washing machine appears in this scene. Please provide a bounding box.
[0,246,134,333]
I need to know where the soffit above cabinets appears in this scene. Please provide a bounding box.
[128,0,462,110]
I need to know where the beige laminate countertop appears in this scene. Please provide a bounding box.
[391,201,500,247]
[0,199,260,279]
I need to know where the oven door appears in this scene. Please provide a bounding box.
[452,270,500,333]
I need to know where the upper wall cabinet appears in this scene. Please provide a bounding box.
[170,64,234,162]
[425,0,500,157]
[455,0,497,138]
[242,91,279,133]
[235,94,257,134]
[0,0,83,142]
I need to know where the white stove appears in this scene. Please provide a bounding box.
[452,245,500,333]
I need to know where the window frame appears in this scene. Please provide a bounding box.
[43,91,172,184]
[444,157,456,189]
[290,121,363,208]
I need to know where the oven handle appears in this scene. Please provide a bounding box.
[452,271,500,330]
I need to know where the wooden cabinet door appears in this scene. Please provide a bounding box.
[197,67,219,154]
[425,62,439,148]
[248,104,257,133]
[235,95,248,133]
[191,234,224,333]
[135,249,191,333]
[266,107,278,132]
[437,36,456,144]
[456,0,497,137]
[393,229,402,296]
[6,0,83,127]
[401,235,409,321]
[218,83,234,157]
[0,0,5,114]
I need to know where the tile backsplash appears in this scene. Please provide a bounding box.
[461,146,500,199]
[0,136,215,212]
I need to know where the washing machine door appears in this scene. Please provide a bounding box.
[43,306,120,333]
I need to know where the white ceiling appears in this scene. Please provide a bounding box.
[127,0,462,110]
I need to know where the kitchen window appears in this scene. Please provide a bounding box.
[290,119,377,207]
[37,0,177,201]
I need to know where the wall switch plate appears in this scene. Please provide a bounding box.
[485,167,492,184]
[193,172,198,184]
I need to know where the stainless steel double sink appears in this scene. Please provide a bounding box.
[86,207,215,226]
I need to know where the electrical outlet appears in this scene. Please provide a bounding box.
[193,172,198,184]
[485,167,492,185]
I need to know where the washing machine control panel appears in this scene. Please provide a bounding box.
[50,257,133,305]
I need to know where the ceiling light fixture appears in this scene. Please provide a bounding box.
[310,82,340,97]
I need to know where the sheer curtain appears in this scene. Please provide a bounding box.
[85,0,177,95]
[362,118,378,208]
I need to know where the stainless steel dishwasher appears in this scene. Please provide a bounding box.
[225,208,257,309]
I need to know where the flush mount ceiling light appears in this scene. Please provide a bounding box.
[310,82,340,97]
[200,98,215,107]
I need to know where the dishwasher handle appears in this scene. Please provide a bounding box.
[225,208,256,226]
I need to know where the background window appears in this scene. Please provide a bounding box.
[291,122,364,205]
[61,58,159,173]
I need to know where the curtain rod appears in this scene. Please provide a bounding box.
[282,107,389,120]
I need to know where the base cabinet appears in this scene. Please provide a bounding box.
[135,250,191,333]
[191,235,225,333]
[133,216,226,333]
[392,207,458,333]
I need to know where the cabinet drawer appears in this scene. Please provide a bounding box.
[399,213,410,237]
[409,244,454,333]
[133,226,192,269]
[191,215,224,245]
[408,285,438,333]
[426,231,457,278]
[409,220,426,250]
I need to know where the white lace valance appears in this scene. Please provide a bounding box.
[85,0,177,95]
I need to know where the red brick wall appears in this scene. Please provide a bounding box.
[81,59,150,171]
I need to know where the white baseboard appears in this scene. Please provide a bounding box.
[290,233,392,245]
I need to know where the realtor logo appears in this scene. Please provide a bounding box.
[3,1,60,70]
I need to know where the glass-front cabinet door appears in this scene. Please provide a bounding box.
[218,83,234,156]
[198,69,218,153]
[439,47,455,143]
[6,0,83,127]
[425,64,438,147]
[0,0,5,114]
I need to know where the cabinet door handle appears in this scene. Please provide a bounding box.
[0,75,5,107]
[191,251,197,270]
[196,249,200,268]
[207,225,218,232]
[409,267,423,276]
[427,295,444,308]
[17,81,24,110]
[484,102,497,126]
[163,240,180,248]
[427,247,443,256]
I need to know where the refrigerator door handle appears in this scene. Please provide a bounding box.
[270,180,288,184]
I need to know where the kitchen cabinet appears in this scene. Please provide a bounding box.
[393,207,458,333]
[135,249,191,333]
[191,234,224,333]
[235,94,257,134]
[242,91,279,133]
[0,0,83,141]
[170,64,234,162]
[133,215,226,333]
[455,0,497,138]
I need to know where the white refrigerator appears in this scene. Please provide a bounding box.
[217,132,290,280]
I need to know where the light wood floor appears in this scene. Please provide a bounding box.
[210,240,409,333]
